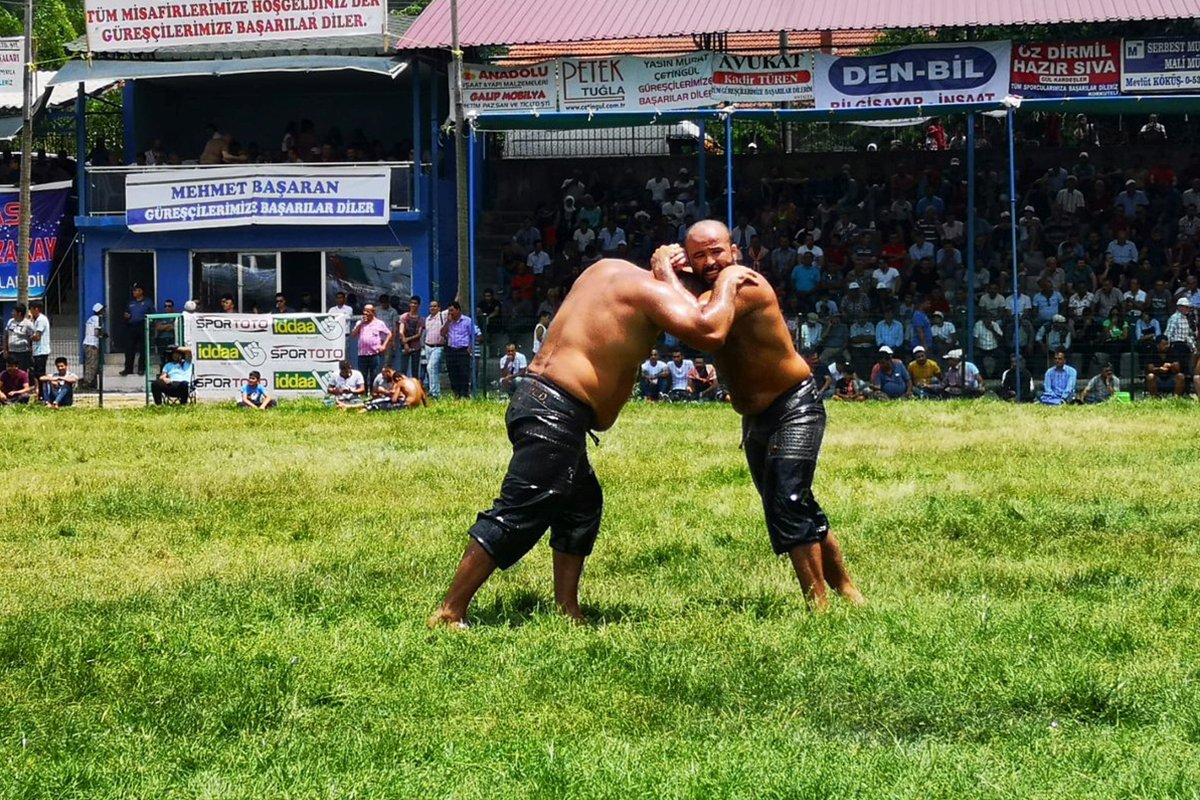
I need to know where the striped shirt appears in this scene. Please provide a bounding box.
[424,311,448,346]
[1164,311,1195,350]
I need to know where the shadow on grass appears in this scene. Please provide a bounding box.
[469,588,650,628]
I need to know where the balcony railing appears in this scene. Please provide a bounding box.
[84,162,415,216]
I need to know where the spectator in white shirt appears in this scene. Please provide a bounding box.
[497,342,528,396]
[1106,229,1138,267]
[597,221,626,256]
[526,240,551,276]
[645,169,671,204]
[666,349,694,399]
[572,219,596,253]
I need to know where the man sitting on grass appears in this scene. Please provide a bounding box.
[39,357,78,408]
[1078,360,1120,404]
[328,360,366,408]
[1039,349,1077,405]
[0,356,32,405]
[1145,336,1186,398]
[237,371,276,410]
[362,372,428,412]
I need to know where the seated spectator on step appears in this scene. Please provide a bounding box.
[666,349,694,401]
[818,312,849,366]
[688,355,720,401]
[1079,360,1120,404]
[941,349,985,399]
[328,359,366,407]
[39,357,77,408]
[874,308,904,352]
[870,346,911,399]
[834,366,869,401]
[907,345,942,398]
[1039,349,1077,405]
[238,370,277,410]
[640,348,669,401]
[1145,335,1186,398]
[1000,355,1035,402]
[0,356,32,404]
[930,310,958,358]
[151,345,193,405]
[497,342,528,396]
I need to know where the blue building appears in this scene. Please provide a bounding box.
[51,18,458,362]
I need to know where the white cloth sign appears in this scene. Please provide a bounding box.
[710,52,813,104]
[84,0,386,52]
[126,166,390,232]
[462,61,557,112]
[184,313,347,399]
[814,41,1011,110]
[559,53,712,111]
[0,38,22,91]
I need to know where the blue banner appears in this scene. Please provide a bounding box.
[0,180,70,301]
[1121,37,1200,94]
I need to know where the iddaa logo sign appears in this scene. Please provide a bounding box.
[272,315,344,341]
[273,370,335,391]
[196,341,268,367]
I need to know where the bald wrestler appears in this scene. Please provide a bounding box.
[659,220,863,610]
[429,256,758,627]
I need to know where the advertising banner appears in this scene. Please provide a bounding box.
[0,38,22,90]
[0,181,70,301]
[558,53,712,111]
[462,61,557,112]
[1011,40,1120,97]
[84,0,386,52]
[710,52,813,104]
[1121,37,1200,94]
[184,312,346,399]
[813,41,1011,110]
[126,166,390,232]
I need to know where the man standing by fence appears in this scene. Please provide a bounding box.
[423,299,447,399]
[442,301,480,399]
[351,303,393,388]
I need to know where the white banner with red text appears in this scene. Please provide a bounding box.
[84,0,386,53]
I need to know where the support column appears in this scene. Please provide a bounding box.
[725,112,734,228]
[1007,108,1022,401]
[965,110,976,365]
[411,59,422,213]
[697,120,706,218]
[468,125,478,397]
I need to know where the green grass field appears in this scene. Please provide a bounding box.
[2,399,1199,799]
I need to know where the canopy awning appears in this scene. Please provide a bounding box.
[468,95,1200,130]
[48,55,407,86]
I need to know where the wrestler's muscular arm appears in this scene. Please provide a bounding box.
[640,259,757,351]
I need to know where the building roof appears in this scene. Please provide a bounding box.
[66,15,414,60]
[497,30,881,64]
[397,0,1200,48]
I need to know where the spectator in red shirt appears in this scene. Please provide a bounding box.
[510,262,536,303]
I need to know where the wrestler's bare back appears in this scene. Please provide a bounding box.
[529,260,666,430]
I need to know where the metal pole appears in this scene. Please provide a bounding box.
[468,125,478,398]
[16,0,33,305]
[450,0,470,303]
[1007,108,1022,402]
[965,111,976,366]
[725,112,734,229]
[411,59,422,213]
[429,61,441,300]
[697,120,706,218]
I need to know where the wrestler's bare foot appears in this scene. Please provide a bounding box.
[427,606,470,630]
[837,584,867,607]
[557,602,587,625]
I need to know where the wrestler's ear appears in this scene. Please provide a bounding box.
[730,243,742,264]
